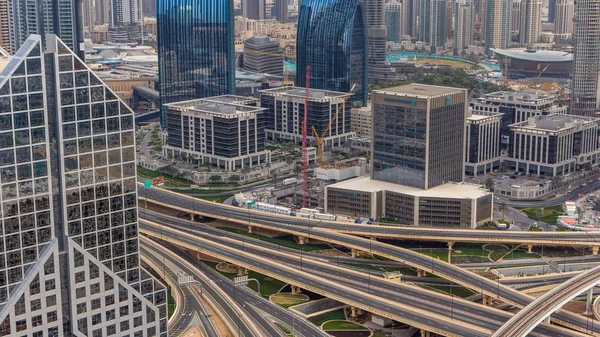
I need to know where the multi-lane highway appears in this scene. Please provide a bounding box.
[140,213,589,337]
[139,186,600,334]
[139,185,600,246]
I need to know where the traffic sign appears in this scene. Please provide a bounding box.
[144,179,152,188]
[234,275,248,286]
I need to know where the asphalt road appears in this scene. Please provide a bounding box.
[141,186,600,334]
[140,214,582,337]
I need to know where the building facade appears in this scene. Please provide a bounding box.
[363,0,389,81]
[484,0,512,55]
[465,110,502,175]
[0,0,9,53]
[371,84,467,190]
[164,95,270,170]
[8,0,84,57]
[157,0,236,128]
[419,0,448,51]
[351,104,372,138]
[260,86,355,147]
[243,0,266,19]
[454,1,475,55]
[243,36,283,76]
[296,0,369,106]
[385,1,403,42]
[518,0,541,45]
[470,91,568,148]
[402,0,418,38]
[507,114,600,176]
[275,0,288,22]
[0,34,167,337]
[554,0,574,40]
[570,0,600,116]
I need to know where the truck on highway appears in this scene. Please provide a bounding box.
[314,213,337,221]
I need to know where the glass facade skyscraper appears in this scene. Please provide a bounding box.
[296,0,368,107]
[157,0,236,127]
[0,34,167,336]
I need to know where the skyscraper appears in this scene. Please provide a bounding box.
[518,0,541,45]
[554,0,574,39]
[275,0,288,22]
[371,84,467,189]
[548,0,556,22]
[385,1,403,42]
[0,34,167,336]
[363,0,389,81]
[402,0,418,38]
[454,1,474,55]
[571,0,600,116]
[418,0,448,52]
[109,0,142,44]
[243,0,266,19]
[296,0,368,106]
[484,0,512,55]
[8,0,84,58]
[157,0,236,127]
[0,0,9,52]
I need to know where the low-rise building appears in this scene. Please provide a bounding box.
[351,104,371,138]
[243,36,283,76]
[506,114,600,176]
[465,109,503,175]
[164,95,271,170]
[325,176,493,228]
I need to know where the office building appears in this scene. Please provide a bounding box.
[418,0,448,51]
[554,0,574,39]
[402,0,418,38]
[570,0,600,116]
[372,84,467,189]
[363,0,389,81]
[512,0,521,38]
[275,0,288,22]
[518,0,541,45]
[0,0,9,52]
[465,110,502,175]
[243,0,266,19]
[386,1,403,42]
[108,0,142,44]
[507,114,600,176]
[8,0,84,58]
[0,34,167,336]
[164,96,271,170]
[351,104,372,138]
[325,176,492,228]
[548,0,556,22]
[243,36,283,76]
[157,0,236,128]
[484,0,512,55]
[296,0,368,106]
[260,86,355,147]
[454,1,475,55]
[471,91,568,148]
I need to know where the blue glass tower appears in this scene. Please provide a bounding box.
[296,0,368,107]
[157,0,236,127]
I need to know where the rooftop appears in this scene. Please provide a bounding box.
[328,175,490,199]
[373,83,465,98]
[510,114,599,132]
[483,91,556,103]
[491,48,573,62]
[260,86,351,100]
[164,96,265,116]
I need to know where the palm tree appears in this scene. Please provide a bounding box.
[485,178,495,191]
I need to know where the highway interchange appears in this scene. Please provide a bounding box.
[138,184,600,336]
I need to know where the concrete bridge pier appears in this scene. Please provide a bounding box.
[544,316,551,324]
[527,244,533,254]
[447,241,454,263]
[349,306,362,318]
[291,285,301,295]
[297,236,308,245]
[420,330,432,337]
[247,225,253,234]
[416,269,427,277]
[585,288,594,315]
[482,295,494,306]
[237,267,248,276]
[592,246,599,256]
[351,249,360,258]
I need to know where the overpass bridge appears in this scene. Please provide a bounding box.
[139,187,600,335]
[139,185,600,249]
[140,215,589,337]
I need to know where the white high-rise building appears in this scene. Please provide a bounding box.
[484,0,512,55]
[454,0,475,55]
[571,0,600,116]
[554,0,574,39]
[0,34,168,336]
[519,0,541,45]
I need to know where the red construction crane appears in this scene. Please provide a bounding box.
[302,66,311,208]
